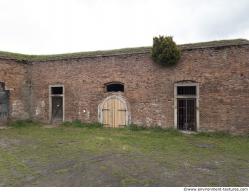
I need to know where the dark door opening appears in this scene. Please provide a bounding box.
[51,96,63,123]
[50,86,64,123]
[0,83,9,123]
[177,98,196,131]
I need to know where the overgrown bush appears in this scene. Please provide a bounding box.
[152,35,181,67]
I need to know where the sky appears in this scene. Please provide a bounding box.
[0,0,249,54]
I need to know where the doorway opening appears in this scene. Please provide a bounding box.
[174,83,199,131]
[49,85,64,123]
[0,82,9,122]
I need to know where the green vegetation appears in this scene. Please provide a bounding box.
[0,122,248,186]
[8,119,41,128]
[180,38,249,50]
[152,36,181,67]
[61,120,102,128]
[0,47,151,62]
[0,39,248,62]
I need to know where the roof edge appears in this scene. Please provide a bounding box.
[0,38,248,62]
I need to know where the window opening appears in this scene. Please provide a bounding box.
[106,83,124,92]
[177,86,196,95]
[51,87,63,95]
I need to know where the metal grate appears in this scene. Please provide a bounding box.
[177,98,196,131]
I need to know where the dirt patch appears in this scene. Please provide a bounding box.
[195,143,215,148]
[24,152,170,186]
[0,138,23,149]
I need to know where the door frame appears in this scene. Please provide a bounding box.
[98,95,130,127]
[49,85,65,122]
[174,82,199,131]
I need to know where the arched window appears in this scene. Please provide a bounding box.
[105,82,124,92]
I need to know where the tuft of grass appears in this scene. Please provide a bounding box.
[161,127,183,136]
[196,131,232,138]
[126,124,147,131]
[8,120,41,128]
[126,124,182,135]
[61,120,102,129]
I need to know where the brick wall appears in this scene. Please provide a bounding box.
[30,45,249,134]
[0,59,30,120]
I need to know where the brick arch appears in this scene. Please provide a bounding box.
[104,81,124,85]
[104,81,124,92]
[175,80,198,84]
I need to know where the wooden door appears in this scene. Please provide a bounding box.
[102,97,127,128]
[51,96,63,123]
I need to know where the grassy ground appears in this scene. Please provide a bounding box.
[0,121,248,186]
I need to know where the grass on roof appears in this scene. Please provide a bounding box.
[180,38,249,49]
[0,47,152,62]
[0,39,248,62]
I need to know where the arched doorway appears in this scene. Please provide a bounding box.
[98,95,129,128]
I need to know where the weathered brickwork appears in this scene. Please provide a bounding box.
[0,59,30,120]
[0,40,248,134]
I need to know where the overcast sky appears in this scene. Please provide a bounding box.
[0,0,249,54]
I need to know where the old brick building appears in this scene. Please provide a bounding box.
[0,39,248,133]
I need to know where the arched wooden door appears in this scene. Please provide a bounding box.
[100,96,128,128]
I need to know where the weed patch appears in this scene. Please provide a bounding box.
[8,120,41,129]
[61,120,102,129]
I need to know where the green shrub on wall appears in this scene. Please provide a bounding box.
[152,36,181,67]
